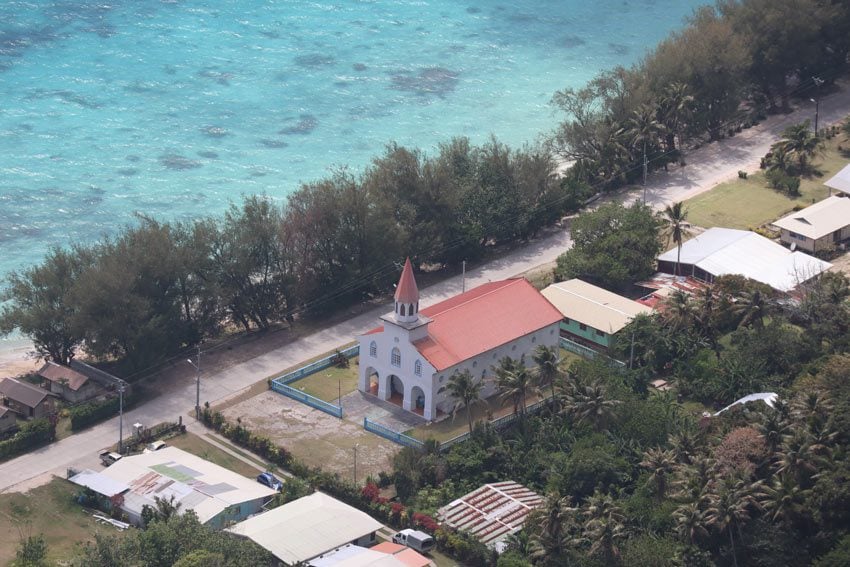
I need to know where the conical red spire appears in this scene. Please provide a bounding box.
[394,258,419,304]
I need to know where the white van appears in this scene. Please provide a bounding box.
[392,529,435,553]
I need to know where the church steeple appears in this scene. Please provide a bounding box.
[394,258,420,323]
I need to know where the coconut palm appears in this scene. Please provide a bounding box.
[704,476,761,567]
[774,430,820,486]
[444,369,485,435]
[659,82,694,155]
[766,144,794,174]
[560,380,621,430]
[758,473,808,529]
[529,494,577,564]
[640,447,677,502]
[663,201,691,277]
[669,426,700,466]
[495,356,532,417]
[754,410,792,456]
[673,501,711,545]
[674,455,718,501]
[582,491,627,564]
[661,289,695,331]
[532,344,561,410]
[627,103,665,188]
[731,289,770,329]
[777,120,824,172]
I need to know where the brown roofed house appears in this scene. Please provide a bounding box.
[0,406,17,435]
[38,361,105,404]
[0,378,56,419]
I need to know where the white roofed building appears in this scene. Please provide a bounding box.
[772,195,850,253]
[91,446,276,528]
[825,163,850,196]
[227,492,384,565]
[657,227,831,292]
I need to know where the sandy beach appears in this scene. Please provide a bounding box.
[0,336,40,379]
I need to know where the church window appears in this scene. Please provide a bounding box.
[369,341,377,358]
[400,304,406,316]
[414,360,422,376]
[472,361,477,368]
[391,347,401,367]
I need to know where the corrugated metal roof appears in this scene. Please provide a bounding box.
[69,469,130,497]
[825,164,850,195]
[38,362,90,391]
[772,195,850,240]
[412,279,563,371]
[541,279,652,334]
[0,378,52,408]
[228,492,384,564]
[437,481,543,547]
[658,228,831,292]
[101,447,275,524]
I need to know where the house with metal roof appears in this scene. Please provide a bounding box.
[358,259,563,420]
[541,279,652,351]
[89,446,276,528]
[825,163,850,196]
[38,361,106,404]
[437,481,543,551]
[0,378,56,419]
[307,542,432,567]
[227,492,384,565]
[772,195,850,253]
[657,227,831,292]
[0,406,17,434]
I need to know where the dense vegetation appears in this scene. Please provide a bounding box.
[387,269,850,566]
[550,0,850,190]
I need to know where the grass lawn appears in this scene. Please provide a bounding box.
[685,135,847,229]
[293,358,360,402]
[167,432,262,477]
[0,478,127,565]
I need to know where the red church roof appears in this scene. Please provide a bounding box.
[394,257,419,304]
[366,278,563,371]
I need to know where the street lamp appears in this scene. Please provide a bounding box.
[186,345,202,420]
[812,76,824,136]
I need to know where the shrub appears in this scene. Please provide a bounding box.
[0,419,55,460]
[70,392,136,431]
[738,170,748,179]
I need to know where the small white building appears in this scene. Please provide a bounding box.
[825,163,850,196]
[357,259,563,420]
[228,492,384,565]
[772,195,850,253]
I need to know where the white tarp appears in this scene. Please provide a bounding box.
[714,392,778,416]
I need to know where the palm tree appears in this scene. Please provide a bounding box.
[663,201,691,277]
[704,476,761,567]
[627,104,665,195]
[778,120,823,172]
[754,410,792,457]
[659,82,694,155]
[444,369,485,435]
[774,430,820,487]
[560,380,621,430]
[582,491,627,564]
[766,144,794,174]
[529,494,577,564]
[495,356,532,417]
[532,344,561,409]
[661,289,694,331]
[640,447,677,502]
[758,473,808,530]
[731,289,770,329]
[669,426,700,466]
[673,501,711,545]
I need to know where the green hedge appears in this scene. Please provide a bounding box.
[0,419,55,460]
[70,392,135,431]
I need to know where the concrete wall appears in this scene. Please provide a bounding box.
[559,319,611,349]
[781,226,850,253]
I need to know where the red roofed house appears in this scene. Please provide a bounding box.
[358,259,562,421]
[38,361,106,404]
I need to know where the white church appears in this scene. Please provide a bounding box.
[357,259,563,421]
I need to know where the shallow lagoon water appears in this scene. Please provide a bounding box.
[0,0,706,279]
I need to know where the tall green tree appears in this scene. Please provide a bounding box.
[445,369,486,435]
[662,201,691,277]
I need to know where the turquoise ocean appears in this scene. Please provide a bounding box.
[0,0,706,283]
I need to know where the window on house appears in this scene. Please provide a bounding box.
[472,361,477,368]
[579,323,587,331]
[414,360,422,376]
[596,330,605,337]
[391,347,401,367]
[400,304,406,316]
[369,341,377,357]
[532,336,536,343]
[564,317,570,324]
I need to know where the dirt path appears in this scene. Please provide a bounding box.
[1,80,849,494]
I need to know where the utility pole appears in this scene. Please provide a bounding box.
[642,141,648,204]
[187,345,202,420]
[812,76,824,136]
[118,383,125,453]
[629,330,636,370]
[353,444,359,485]
[462,260,466,293]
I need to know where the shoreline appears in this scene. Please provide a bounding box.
[0,336,39,379]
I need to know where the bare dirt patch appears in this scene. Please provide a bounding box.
[830,251,850,276]
[222,391,400,481]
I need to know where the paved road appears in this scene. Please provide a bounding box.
[2,82,849,493]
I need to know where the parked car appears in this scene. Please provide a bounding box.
[256,471,283,491]
[143,440,167,453]
[99,451,123,466]
[392,529,435,553]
